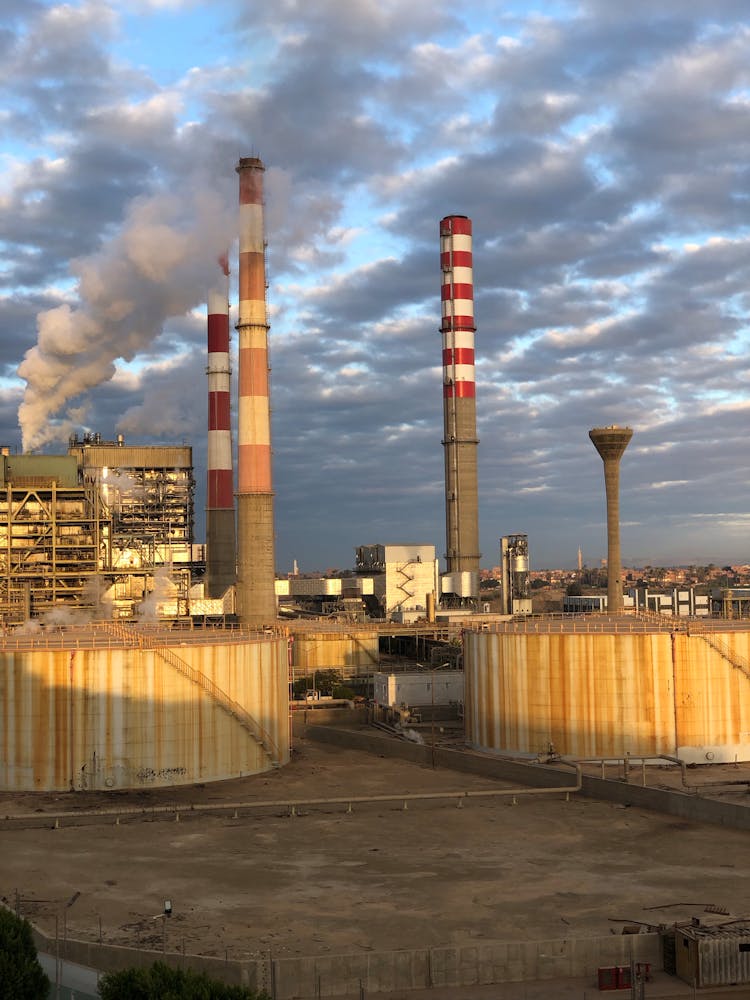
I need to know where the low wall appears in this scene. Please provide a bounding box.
[29,922,659,999]
[305,725,750,831]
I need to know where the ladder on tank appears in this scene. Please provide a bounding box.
[693,630,750,684]
[102,622,281,765]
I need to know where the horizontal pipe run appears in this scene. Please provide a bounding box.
[576,754,750,792]
[2,765,582,830]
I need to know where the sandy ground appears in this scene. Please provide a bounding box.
[2,735,750,966]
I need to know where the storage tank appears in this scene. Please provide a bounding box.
[0,625,290,791]
[464,621,750,763]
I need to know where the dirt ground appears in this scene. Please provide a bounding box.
[2,734,750,965]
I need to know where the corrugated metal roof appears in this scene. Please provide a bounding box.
[75,445,192,468]
[681,924,750,940]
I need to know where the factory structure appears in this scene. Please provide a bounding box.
[4,153,750,802]
[0,436,195,623]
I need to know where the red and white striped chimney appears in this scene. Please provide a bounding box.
[235,157,276,623]
[205,253,236,598]
[440,214,480,606]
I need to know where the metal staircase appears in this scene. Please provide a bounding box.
[103,623,281,765]
[394,561,417,610]
[694,630,750,684]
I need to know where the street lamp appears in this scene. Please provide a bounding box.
[55,891,81,999]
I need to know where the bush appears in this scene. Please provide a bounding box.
[0,907,50,1000]
[98,961,269,999]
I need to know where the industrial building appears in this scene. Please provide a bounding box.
[674,922,750,989]
[355,543,440,620]
[275,575,374,620]
[70,432,194,619]
[0,451,110,622]
[563,588,710,616]
[0,435,195,625]
[68,432,194,568]
[499,534,532,615]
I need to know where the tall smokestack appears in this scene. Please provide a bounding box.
[205,254,236,598]
[440,215,480,606]
[589,425,632,613]
[235,157,276,624]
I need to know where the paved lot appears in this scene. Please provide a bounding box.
[2,735,750,991]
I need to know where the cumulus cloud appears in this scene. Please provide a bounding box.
[2,1,750,569]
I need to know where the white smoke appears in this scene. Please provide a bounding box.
[137,566,176,622]
[18,178,236,452]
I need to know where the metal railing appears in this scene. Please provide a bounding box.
[0,620,287,652]
[693,631,750,683]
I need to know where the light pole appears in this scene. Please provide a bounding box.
[55,891,81,999]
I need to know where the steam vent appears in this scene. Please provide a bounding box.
[589,425,633,612]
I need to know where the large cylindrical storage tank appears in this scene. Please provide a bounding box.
[290,631,380,678]
[0,632,290,791]
[464,626,750,763]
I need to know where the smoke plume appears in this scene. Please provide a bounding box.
[18,178,235,452]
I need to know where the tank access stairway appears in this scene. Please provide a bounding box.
[693,630,750,684]
[103,623,281,766]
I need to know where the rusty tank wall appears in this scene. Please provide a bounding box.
[290,631,380,677]
[465,629,750,763]
[673,631,750,763]
[0,636,290,791]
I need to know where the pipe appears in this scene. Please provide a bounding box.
[575,753,750,793]
[3,764,582,830]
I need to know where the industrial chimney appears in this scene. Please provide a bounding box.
[440,215,480,607]
[205,254,236,598]
[589,426,632,613]
[235,157,276,624]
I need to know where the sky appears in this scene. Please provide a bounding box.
[2,0,750,575]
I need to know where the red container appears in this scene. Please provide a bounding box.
[597,966,618,990]
[616,965,633,989]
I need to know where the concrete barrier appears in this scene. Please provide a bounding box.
[28,921,660,999]
[305,724,750,831]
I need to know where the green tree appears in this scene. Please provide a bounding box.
[98,961,268,999]
[332,683,356,699]
[0,907,50,1000]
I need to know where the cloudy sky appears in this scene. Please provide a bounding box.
[3,0,750,575]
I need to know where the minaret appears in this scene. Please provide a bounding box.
[205,254,236,597]
[235,157,276,624]
[589,426,632,613]
[440,215,480,605]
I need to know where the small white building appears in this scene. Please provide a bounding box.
[355,543,440,619]
[373,670,464,709]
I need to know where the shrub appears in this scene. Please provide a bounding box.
[97,960,268,999]
[0,907,50,1000]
